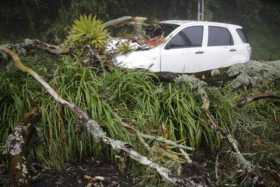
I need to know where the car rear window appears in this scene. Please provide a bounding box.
[208,26,233,46]
[236,28,248,43]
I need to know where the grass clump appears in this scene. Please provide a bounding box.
[1,52,280,186]
[0,55,220,169]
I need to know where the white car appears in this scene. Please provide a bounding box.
[113,20,252,73]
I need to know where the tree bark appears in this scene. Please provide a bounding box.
[5,108,40,187]
[1,47,205,187]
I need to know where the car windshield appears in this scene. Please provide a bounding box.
[145,23,179,38]
[160,23,179,37]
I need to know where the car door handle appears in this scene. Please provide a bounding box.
[229,49,237,52]
[195,51,204,54]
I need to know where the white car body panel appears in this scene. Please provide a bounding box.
[114,47,161,72]
[161,46,209,73]
[113,20,252,73]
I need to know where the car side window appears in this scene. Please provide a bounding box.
[165,26,203,49]
[208,26,233,46]
[236,28,248,43]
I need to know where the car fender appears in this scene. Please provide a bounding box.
[113,48,161,72]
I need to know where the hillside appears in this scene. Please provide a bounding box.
[1,0,280,60]
[0,1,280,187]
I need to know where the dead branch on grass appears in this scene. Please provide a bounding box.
[176,74,255,173]
[237,92,280,107]
[1,47,205,187]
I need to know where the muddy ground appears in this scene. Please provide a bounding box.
[0,158,133,187]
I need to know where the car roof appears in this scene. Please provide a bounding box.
[160,20,193,25]
[160,20,242,28]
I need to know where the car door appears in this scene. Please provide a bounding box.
[231,28,251,65]
[204,26,236,70]
[160,25,206,73]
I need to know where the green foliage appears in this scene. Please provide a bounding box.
[117,42,134,54]
[65,15,109,50]
[2,0,280,60]
[0,55,219,169]
[1,52,280,186]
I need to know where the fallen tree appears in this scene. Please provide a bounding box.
[176,74,254,172]
[0,16,149,57]
[0,47,206,187]
[4,108,40,187]
[1,15,280,186]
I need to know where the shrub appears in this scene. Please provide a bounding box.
[65,15,109,50]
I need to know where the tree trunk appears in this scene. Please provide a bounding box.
[6,108,40,187]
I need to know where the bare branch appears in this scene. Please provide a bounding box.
[237,92,280,107]
[5,108,40,187]
[175,74,254,173]
[2,39,69,55]
[112,112,193,151]
[24,39,69,55]
[226,133,253,172]
[104,16,147,28]
[104,16,133,27]
[1,48,204,187]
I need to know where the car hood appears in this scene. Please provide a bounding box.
[113,47,161,72]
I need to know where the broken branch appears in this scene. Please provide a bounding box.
[175,74,254,173]
[1,47,204,187]
[104,16,147,28]
[104,16,133,28]
[237,92,280,107]
[1,39,69,56]
[5,108,40,187]
[112,112,193,151]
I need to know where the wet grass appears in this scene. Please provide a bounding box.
[1,54,280,186]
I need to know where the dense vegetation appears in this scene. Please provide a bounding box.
[1,50,280,186]
[1,0,280,60]
[0,1,280,186]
